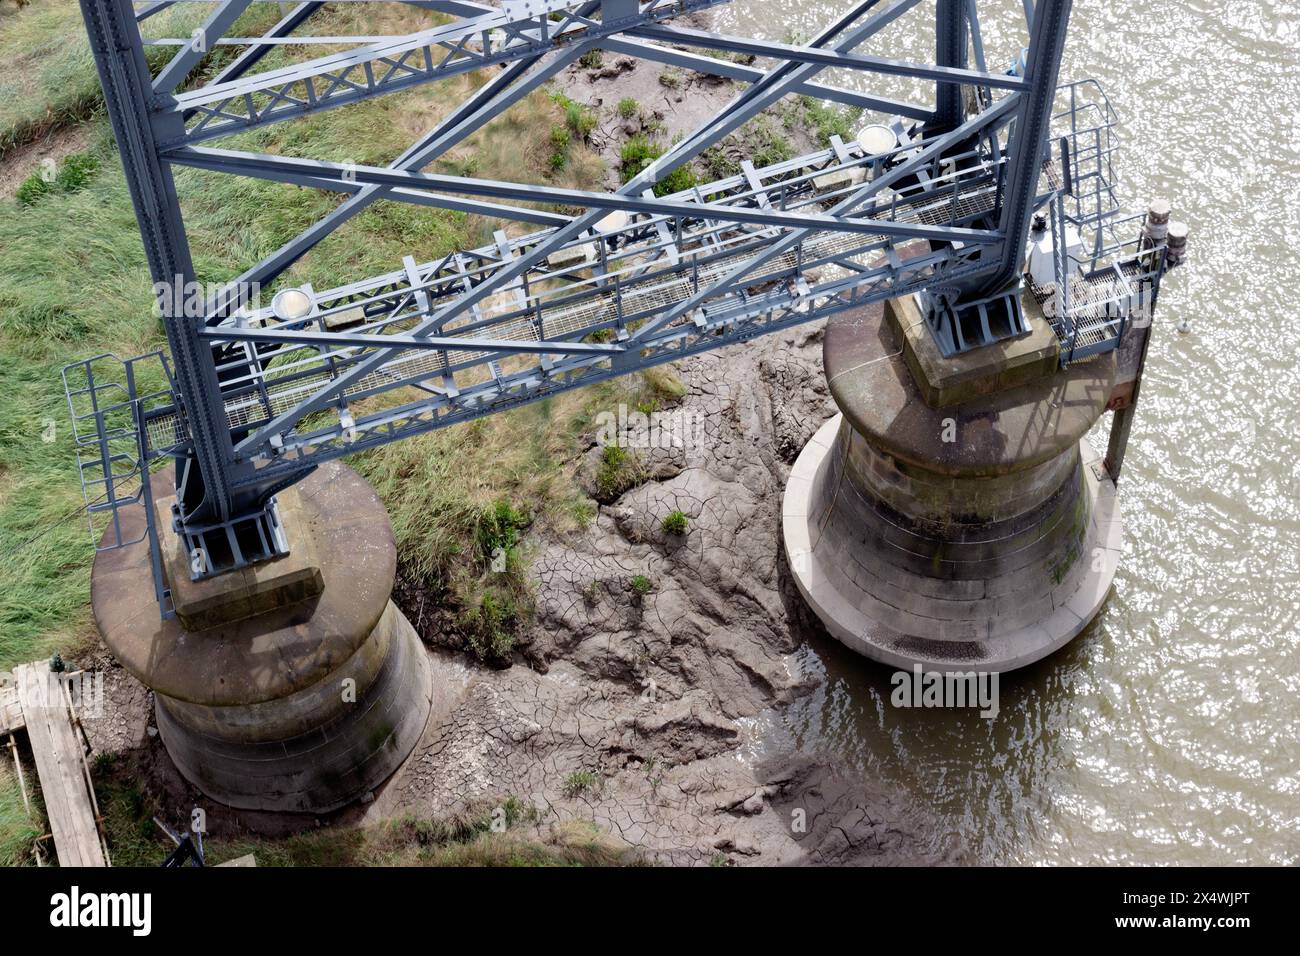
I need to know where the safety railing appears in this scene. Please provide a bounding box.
[61,353,178,615]
[1035,79,1168,365]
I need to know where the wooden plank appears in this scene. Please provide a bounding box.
[14,665,107,867]
[0,682,23,734]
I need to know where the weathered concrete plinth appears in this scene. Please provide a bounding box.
[92,462,433,812]
[782,296,1123,672]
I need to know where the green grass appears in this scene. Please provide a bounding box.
[0,1,106,156]
[660,510,689,536]
[795,95,863,148]
[550,124,571,170]
[619,135,698,197]
[477,500,531,564]
[701,113,797,180]
[564,100,598,140]
[0,762,42,867]
[0,1,282,156]
[16,150,99,206]
[92,756,171,867]
[0,5,620,677]
[595,444,645,502]
[620,135,660,180]
[617,97,639,120]
[460,589,529,665]
[630,574,652,595]
[13,173,49,206]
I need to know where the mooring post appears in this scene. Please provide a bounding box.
[1104,200,1188,482]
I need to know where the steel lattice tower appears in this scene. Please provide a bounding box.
[67,0,1178,615]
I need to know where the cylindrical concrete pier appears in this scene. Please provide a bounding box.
[783,296,1123,672]
[92,462,433,812]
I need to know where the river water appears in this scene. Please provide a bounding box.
[715,0,1300,864]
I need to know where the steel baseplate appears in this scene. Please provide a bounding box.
[921,282,1032,357]
[169,475,290,582]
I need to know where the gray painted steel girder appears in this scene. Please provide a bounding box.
[77,0,1078,585]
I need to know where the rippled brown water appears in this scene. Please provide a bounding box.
[720,0,1299,864]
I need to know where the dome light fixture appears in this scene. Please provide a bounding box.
[271,287,314,322]
[856,124,897,157]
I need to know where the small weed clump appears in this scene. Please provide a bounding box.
[630,575,652,595]
[444,501,535,665]
[14,175,50,206]
[461,589,527,666]
[549,124,571,171]
[579,49,604,70]
[563,770,600,796]
[594,444,644,502]
[702,144,740,180]
[16,151,99,206]
[640,365,686,405]
[654,162,698,197]
[748,117,796,168]
[701,117,795,180]
[56,152,99,191]
[565,102,597,141]
[617,97,639,120]
[660,510,689,536]
[620,134,661,180]
[799,96,862,147]
[477,499,531,565]
[570,499,596,526]
[620,135,697,197]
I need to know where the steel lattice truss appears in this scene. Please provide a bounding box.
[68,0,1168,610]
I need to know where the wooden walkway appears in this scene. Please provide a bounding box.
[7,664,109,867]
[0,679,21,736]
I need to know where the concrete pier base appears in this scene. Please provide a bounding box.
[92,461,433,813]
[782,297,1124,672]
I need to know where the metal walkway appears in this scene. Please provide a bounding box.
[159,139,1003,455]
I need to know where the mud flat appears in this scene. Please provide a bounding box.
[382,322,954,864]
